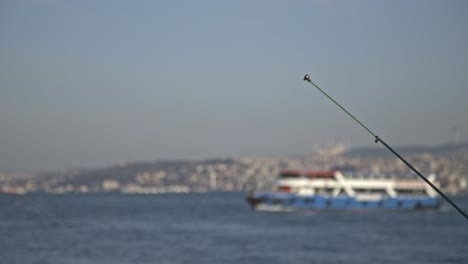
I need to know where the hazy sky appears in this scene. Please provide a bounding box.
[1,0,467,171]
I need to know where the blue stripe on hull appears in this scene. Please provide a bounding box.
[383,198,399,209]
[251,193,441,211]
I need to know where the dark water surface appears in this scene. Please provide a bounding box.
[1,193,467,264]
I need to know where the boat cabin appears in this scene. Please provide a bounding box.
[274,170,437,199]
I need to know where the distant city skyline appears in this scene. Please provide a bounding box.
[1,0,467,171]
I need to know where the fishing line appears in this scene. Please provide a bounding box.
[19,195,72,227]
[294,78,305,89]
[190,191,212,217]
[14,194,109,258]
[303,74,468,220]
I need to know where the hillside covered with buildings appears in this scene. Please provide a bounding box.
[1,143,467,195]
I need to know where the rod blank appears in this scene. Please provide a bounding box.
[303,74,468,220]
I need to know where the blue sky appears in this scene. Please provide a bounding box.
[1,0,467,171]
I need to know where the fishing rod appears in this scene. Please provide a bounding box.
[303,74,468,220]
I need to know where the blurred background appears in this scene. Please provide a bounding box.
[1,1,467,263]
[1,0,467,171]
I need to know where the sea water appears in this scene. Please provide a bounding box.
[1,193,467,264]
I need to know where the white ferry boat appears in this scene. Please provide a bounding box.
[246,170,441,211]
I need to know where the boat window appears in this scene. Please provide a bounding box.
[307,175,334,179]
[336,189,346,196]
[316,188,334,195]
[280,173,301,178]
[396,189,426,196]
[278,186,291,192]
[354,188,387,194]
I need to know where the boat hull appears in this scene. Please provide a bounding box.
[247,193,442,212]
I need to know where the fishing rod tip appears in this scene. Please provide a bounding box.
[303,74,311,82]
